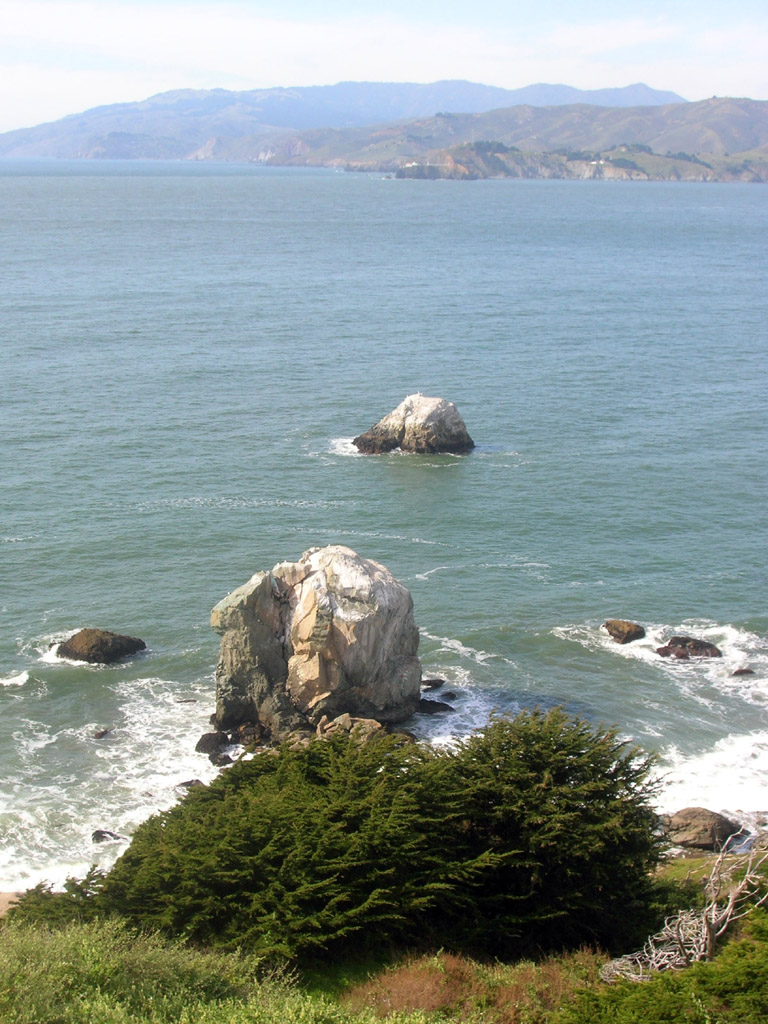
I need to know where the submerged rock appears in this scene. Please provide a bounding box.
[657,635,722,659]
[57,629,146,664]
[211,546,422,744]
[421,678,446,691]
[663,807,742,850]
[353,394,474,454]
[604,619,646,644]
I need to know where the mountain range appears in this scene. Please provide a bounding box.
[1,80,765,182]
[0,81,685,160]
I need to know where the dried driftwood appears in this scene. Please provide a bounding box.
[602,833,768,983]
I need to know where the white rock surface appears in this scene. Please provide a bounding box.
[211,546,422,742]
[353,394,474,454]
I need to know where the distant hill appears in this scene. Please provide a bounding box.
[267,97,768,172]
[2,82,764,181]
[0,80,685,160]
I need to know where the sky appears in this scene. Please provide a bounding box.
[2,0,767,134]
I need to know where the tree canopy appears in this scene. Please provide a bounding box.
[94,709,662,964]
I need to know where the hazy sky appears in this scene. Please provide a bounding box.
[2,0,767,133]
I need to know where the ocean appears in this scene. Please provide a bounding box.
[1,160,767,891]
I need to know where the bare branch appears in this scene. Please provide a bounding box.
[601,834,768,983]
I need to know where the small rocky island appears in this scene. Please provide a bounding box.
[209,546,423,746]
[353,394,474,454]
[57,628,146,664]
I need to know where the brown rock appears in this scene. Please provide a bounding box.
[657,645,690,659]
[57,628,146,664]
[604,619,646,644]
[664,806,742,850]
[657,635,722,659]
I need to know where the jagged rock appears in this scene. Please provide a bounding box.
[316,713,385,742]
[353,394,474,454]
[92,829,126,844]
[421,678,446,690]
[604,619,646,644]
[231,723,264,746]
[418,698,455,714]
[211,546,422,744]
[663,807,742,850]
[57,629,146,664]
[657,635,722,659]
[195,730,229,755]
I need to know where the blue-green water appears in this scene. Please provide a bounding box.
[1,162,767,889]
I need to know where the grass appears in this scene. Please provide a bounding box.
[341,948,605,1023]
[0,917,433,1024]
[4,909,768,1024]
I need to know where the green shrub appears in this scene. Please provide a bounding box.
[439,710,662,955]
[17,711,664,966]
[5,865,106,927]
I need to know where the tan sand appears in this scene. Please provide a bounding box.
[0,892,22,917]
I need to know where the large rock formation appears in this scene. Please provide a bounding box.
[211,546,422,743]
[353,394,474,454]
[57,628,146,664]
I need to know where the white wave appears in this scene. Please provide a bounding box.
[553,620,768,707]
[657,730,768,825]
[32,628,83,664]
[116,495,353,512]
[330,528,451,548]
[0,675,221,891]
[414,565,450,581]
[409,668,515,747]
[420,630,520,669]
[0,671,29,688]
[478,559,551,581]
[327,436,359,456]
[421,631,495,665]
[12,720,58,754]
[322,437,464,461]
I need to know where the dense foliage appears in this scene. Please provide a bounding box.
[89,710,662,963]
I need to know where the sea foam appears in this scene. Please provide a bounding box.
[0,671,29,688]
